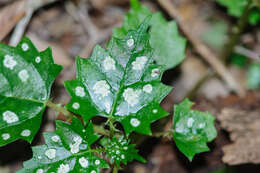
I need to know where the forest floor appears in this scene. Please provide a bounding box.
[0,0,260,172]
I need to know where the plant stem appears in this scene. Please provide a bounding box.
[46,100,73,121]
[221,0,253,63]
[46,100,112,137]
[152,130,172,138]
[112,165,119,173]
[93,125,110,136]
[108,118,116,137]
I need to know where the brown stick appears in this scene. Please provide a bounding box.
[157,0,245,97]
[9,0,60,46]
[234,46,260,63]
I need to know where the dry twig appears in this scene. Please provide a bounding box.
[157,0,245,96]
[0,1,25,41]
[9,0,59,46]
[65,1,114,57]
[234,46,260,63]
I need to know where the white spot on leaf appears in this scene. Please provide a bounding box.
[21,129,31,137]
[70,143,80,154]
[130,118,140,127]
[123,88,141,106]
[79,157,89,168]
[3,55,17,70]
[143,84,152,93]
[132,56,147,70]
[72,102,80,110]
[51,135,60,142]
[104,101,111,113]
[103,56,115,70]
[21,43,29,51]
[45,149,56,160]
[3,111,19,124]
[36,169,44,173]
[35,56,41,63]
[57,164,70,173]
[151,68,160,78]
[199,123,205,129]
[73,136,82,143]
[18,69,29,82]
[75,86,85,97]
[2,133,10,140]
[153,109,158,114]
[93,80,110,97]
[187,118,194,128]
[70,136,82,154]
[121,154,125,159]
[127,38,134,48]
[91,171,96,173]
[95,160,100,165]
[175,125,185,133]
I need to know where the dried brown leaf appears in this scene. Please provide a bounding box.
[218,108,260,165]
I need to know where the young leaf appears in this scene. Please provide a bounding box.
[17,117,109,173]
[113,0,186,70]
[100,137,145,166]
[65,19,172,135]
[216,0,247,17]
[172,99,217,161]
[0,38,62,147]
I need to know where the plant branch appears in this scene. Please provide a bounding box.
[221,0,253,63]
[112,165,119,173]
[46,100,74,121]
[152,130,172,139]
[46,100,113,137]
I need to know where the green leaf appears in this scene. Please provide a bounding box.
[216,0,248,17]
[247,63,260,89]
[172,99,217,161]
[113,0,186,70]
[0,37,62,147]
[248,8,260,25]
[17,117,109,173]
[230,53,249,67]
[113,0,152,38]
[100,137,145,166]
[216,0,260,25]
[65,19,172,135]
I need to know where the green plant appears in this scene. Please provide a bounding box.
[114,0,186,70]
[0,2,217,173]
[216,0,260,25]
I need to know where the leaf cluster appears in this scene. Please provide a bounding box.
[0,1,217,172]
